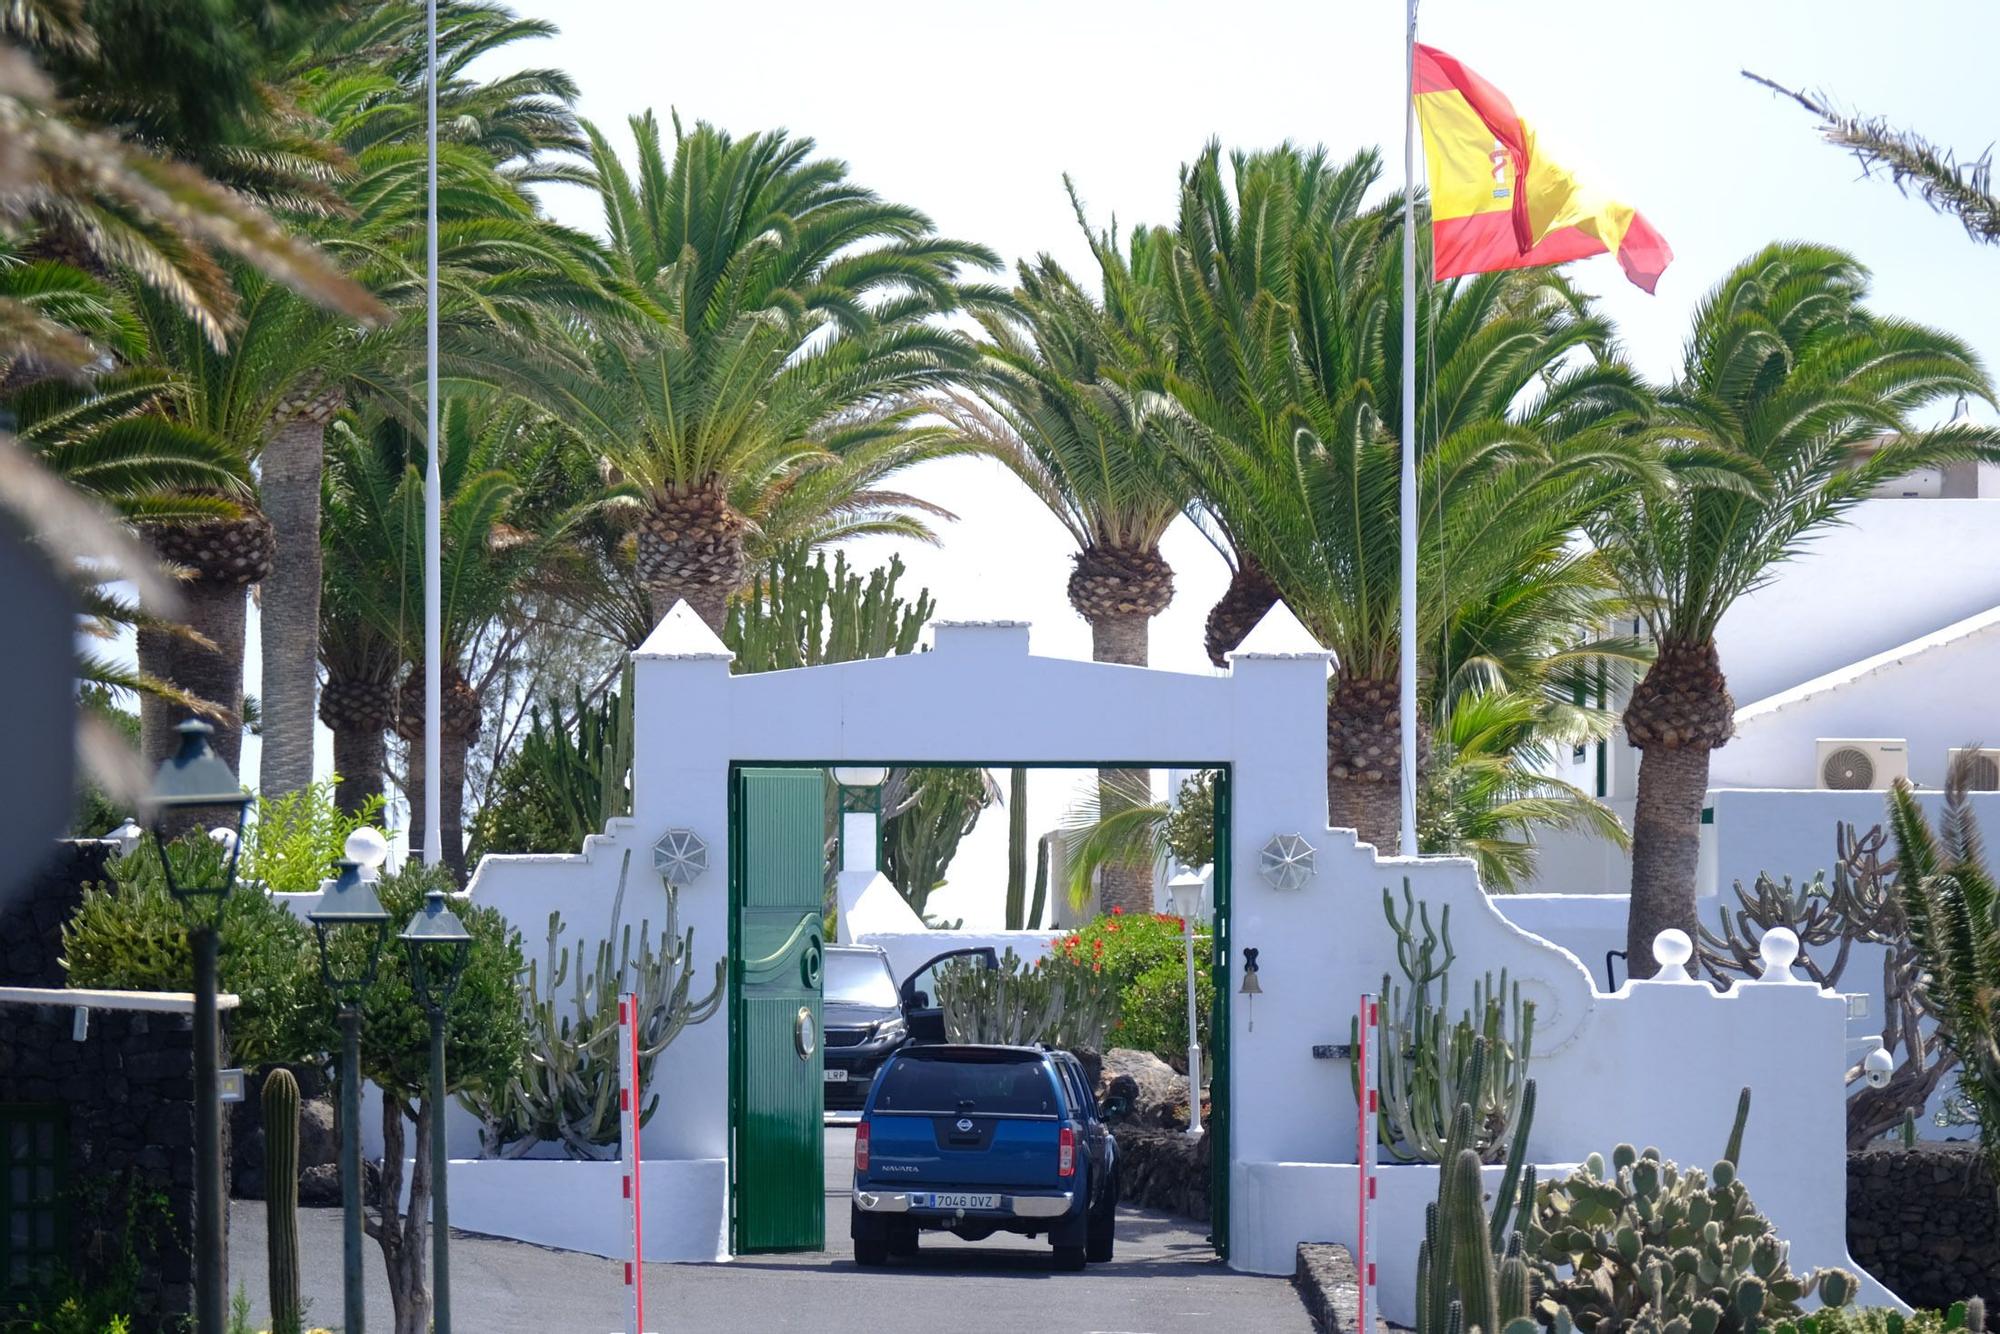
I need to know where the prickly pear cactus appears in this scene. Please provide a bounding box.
[1527,1095,1858,1334]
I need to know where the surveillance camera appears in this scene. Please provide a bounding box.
[1862,1046,1894,1089]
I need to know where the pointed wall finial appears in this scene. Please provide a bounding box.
[634,600,735,662]
[1229,602,1332,662]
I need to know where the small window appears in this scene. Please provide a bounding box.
[0,1106,64,1295]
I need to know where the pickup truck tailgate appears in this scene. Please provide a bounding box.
[864,1112,1062,1190]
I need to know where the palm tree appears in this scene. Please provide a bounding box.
[538,111,1004,633]
[941,204,1184,911]
[1154,143,1652,851]
[326,397,591,875]
[1591,243,2000,973]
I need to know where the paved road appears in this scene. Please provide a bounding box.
[230,1128,1311,1333]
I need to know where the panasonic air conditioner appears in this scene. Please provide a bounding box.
[1948,747,2000,792]
[1816,739,1909,791]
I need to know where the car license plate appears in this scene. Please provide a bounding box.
[926,1193,999,1210]
[822,1069,848,1082]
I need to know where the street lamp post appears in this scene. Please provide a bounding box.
[146,720,251,1334]
[1166,870,1205,1139]
[308,860,392,1334]
[401,889,471,1334]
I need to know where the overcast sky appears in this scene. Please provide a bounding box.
[271,1,2000,917]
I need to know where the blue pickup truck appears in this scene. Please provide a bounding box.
[849,1044,1120,1270]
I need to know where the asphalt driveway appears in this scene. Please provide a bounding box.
[229,1127,1311,1333]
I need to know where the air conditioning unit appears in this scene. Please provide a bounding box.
[1816,739,1908,791]
[1948,747,2000,792]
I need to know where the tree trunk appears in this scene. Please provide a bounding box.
[138,584,250,836]
[440,718,471,882]
[1005,767,1028,930]
[1624,743,1712,978]
[1205,555,1281,667]
[1329,773,1401,853]
[330,714,387,818]
[1090,612,1154,914]
[368,1096,431,1334]
[403,724,428,870]
[636,482,746,635]
[258,413,329,799]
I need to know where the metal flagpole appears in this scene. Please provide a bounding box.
[1399,0,1420,857]
[423,0,443,868]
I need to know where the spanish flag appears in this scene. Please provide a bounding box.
[1414,44,1672,293]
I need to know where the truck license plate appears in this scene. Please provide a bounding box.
[927,1193,999,1210]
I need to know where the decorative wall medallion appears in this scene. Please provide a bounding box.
[1258,833,1317,891]
[653,828,709,886]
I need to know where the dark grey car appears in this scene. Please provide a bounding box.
[823,945,908,1110]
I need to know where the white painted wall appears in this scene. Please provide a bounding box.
[445,600,1883,1295]
[1708,787,2000,897]
[1713,499,2000,707]
[1713,610,2000,790]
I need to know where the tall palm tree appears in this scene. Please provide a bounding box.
[1154,143,1653,850]
[326,397,590,875]
[1591,242,2000,973]
[941,206,1184,911]
[539,111,1004,633]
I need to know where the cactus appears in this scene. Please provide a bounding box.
[1725,1086,1751,1169]
[1354,880,1537,1163]
[262,1068,302,1334]
[726,546,934,672]
[1416,1079,1537,1334]
[1526,1091,1858,1334]
[1005,768,1029,930]
[935,948,1118,1051]
[1028,832,1051,934]
[465,850,724,1158]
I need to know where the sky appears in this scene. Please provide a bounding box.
[256,0,2000,922]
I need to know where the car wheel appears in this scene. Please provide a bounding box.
[888,1221,919,1258]
[855,1235,890,1267]
[1086,1184,1116,1263]
[1053,1243,1087,1272]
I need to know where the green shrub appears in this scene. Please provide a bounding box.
[1774,1302,1985,1334]
[299,862,527,1102]
[61,834,319,1068]
[240,779,384,894]
[1043,908,1214,1064]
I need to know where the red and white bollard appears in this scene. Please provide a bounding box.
[619,993,647,1334]
[1357,993,1380,1334]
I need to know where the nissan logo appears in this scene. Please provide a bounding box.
[954,1118,974,1133]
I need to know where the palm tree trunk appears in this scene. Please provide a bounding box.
[637,482,746,635]
[402,724,428,867]
[1091,611,1154,914]
[1330,773,1401,852]
[1205,555,1280,667]
[330,714,387,818]
[1326,674,1405,851]
[138,581,248,771]
[258,408,333,798]
[1621,639,1734,979]
[440,719,471,882]
[1624,744,1712,978]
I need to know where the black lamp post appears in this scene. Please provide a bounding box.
[308,859,391,1334]
[400,889,470,1334]
[147,720,251,1334]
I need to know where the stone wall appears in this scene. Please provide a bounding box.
[0,1003,209,1322]
[1114,1125,1210,1222]
[0,840,108,986]
[1848,1143,1999,1309]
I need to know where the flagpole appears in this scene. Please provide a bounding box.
[1398,0,1420,857]
[423,0,442,869]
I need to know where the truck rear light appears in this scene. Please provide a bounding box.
[1058,1125,1076,1177]
[855,1121,870,1174]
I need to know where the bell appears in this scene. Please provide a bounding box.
[1239,971,1263,996]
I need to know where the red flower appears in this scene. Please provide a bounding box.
[1092,938,1105,954]
[1110,906,1125,916]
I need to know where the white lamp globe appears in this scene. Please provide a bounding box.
[206,826,239,853]
[831,766,889,788]
[1167,870,1204,922]
[344,826,390,877]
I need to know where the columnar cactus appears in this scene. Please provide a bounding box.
[262,1068,302,1334]
[1416,1074,1539,1334]
[1356,881,1537,1162]
[935,948,1118,1051]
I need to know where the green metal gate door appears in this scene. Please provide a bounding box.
[730,766,827,1253]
